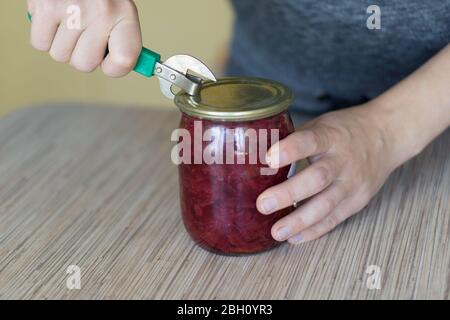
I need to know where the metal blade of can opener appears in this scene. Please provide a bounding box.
[153,54,217,99]
[123,47,217,99]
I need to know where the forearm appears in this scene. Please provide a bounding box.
[369,44,450,167]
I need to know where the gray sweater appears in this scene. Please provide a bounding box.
[226,0,450,114]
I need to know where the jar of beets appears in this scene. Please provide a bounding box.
[173,77,295,254]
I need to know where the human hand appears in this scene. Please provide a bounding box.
[257,104,405,244]
[28,0,142,77]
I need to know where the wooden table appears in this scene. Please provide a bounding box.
[0,105,448,300]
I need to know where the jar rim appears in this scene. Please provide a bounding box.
[174,77,294,121]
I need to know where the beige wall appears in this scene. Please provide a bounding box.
[0,0,233,115]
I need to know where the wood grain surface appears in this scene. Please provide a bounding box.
[0,105,448,300]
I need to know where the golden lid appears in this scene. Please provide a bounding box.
[174,77,294,121]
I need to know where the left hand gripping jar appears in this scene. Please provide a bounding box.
[173,77,295,254]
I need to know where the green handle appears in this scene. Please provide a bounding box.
[27,13,160,77]
[134,47,160,77]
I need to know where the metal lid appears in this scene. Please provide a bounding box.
[174,77,294,121]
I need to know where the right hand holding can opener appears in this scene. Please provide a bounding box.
[27,13,217,100]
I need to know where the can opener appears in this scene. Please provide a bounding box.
[133,48,217,99]
[27,13,217,99]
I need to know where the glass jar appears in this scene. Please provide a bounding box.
[174,77,295,254]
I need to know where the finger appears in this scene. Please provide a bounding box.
[70,23,110,72]
[287,192,370,244]
[101,17,142,77]
[287,212,344,244]
[30,5,61,51]
[49,22,83,63]
[270,181,348,241]
[257,157,341,214]
[266,127,331,169]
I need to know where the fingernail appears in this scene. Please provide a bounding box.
[261,197,278,214]
[276,226,292,240]
[266,148,287,168]
[288,233,305,244]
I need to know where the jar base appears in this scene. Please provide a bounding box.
[190,239,285,256]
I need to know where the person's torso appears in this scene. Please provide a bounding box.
[227,0,450,113]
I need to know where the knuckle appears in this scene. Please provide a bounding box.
[287,187,297,205]
[351,169,364,185]
[49,49,70,63]
[304,130,319,152]
[320,197,336,213]
[111,52,137,69]
[31,39,51,52]
[292,215,306,232]
[304,231,318,242]
[35,0,57,17]
[286,182,299,204]
[116,0,138,15]
[315,166,331,189]
[95,0,115,17]
[101,66,116,77]
[324,214,339,230]
[71,60,97,73]
[302,228,320,241]
[290,132,304,153]
[359,187,373,205]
